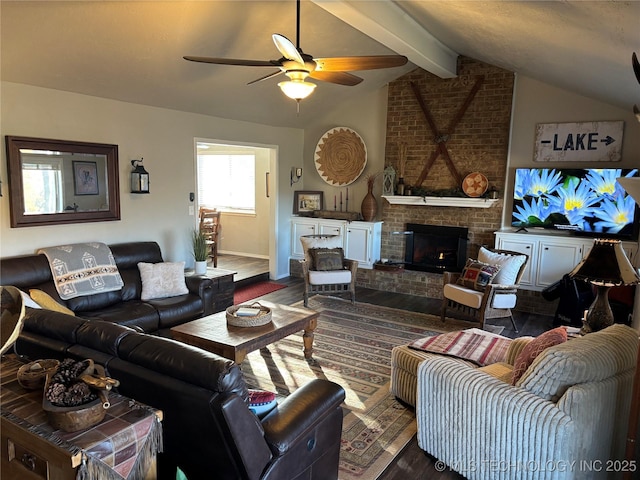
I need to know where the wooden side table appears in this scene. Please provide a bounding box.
[1,356,163,480]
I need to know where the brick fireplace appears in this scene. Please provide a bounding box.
[356,57,517,301]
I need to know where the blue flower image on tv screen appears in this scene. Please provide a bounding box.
[512,168,639,238]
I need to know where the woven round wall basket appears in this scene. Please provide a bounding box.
[314,127,367,186]
[226,302,272,327]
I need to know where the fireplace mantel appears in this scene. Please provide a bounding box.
[382,195,500,208]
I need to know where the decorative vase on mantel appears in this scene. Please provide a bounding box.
[361,175,378,221]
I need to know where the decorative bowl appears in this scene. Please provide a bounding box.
[17,359,60,390]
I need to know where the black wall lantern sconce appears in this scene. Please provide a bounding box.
[130,158,149,194]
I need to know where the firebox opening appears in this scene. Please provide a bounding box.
[404,224,469,273]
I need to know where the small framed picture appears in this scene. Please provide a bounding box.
[294,191,324,214]
[73,161,99,195]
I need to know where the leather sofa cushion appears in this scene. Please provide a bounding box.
[117,334,247,399]
[0,254,52,288]
[80,301,160,333]
[74,320,136,356]
[66,290,123,312]
[110,242,163,267]
[22,309,86,343]
[147,295,204,329]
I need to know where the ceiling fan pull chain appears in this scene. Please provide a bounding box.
[296,0,301,50]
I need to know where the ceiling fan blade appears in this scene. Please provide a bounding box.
[272,34,305,65]
[247,70,284,85]
[309,71,363,86]
[184,56,280,67]
[633,52,640,84]
[314,55,408,72]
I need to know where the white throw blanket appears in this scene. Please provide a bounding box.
[37,242,124,300]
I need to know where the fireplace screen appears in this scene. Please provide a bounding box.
[404,224,468,273]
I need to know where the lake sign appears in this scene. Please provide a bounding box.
[533,121,623,162]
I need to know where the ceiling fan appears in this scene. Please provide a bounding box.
[183,0,408,104]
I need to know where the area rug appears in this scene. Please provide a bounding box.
[233,281,287,304]
[240,295,470,480]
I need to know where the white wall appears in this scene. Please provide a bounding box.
[302,88,390,217]
[0,82,302,278]
[504,74,640,227]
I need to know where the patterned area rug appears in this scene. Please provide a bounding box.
[241,295,470,480]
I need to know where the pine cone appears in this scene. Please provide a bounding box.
[45,382,67,405]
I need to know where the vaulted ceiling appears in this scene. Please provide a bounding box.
[2,1,638,128]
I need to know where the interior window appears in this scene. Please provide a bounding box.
[197,143,256,214]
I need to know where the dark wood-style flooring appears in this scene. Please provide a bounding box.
[213,254,553,479]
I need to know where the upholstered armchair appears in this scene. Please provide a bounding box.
[441,247,528,332]
[415,324,638,480]
[299,235,357,307]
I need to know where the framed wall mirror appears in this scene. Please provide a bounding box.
[5,136,121,227]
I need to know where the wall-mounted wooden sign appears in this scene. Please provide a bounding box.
[533,121,623,162]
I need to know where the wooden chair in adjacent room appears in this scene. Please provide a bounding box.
[199,207,221,268]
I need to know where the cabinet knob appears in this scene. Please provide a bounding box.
[544,247,549,250]
[526,246,530,249]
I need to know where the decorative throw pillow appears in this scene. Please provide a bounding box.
[138,262,189,301]
[511,326,568,385]
[29,289,75,316]
[248,389,277,417]
[20,289,42,309]
[478,247,527,285]
[456,259,501,291]
[300,235,343,264]
[309,248,344,271]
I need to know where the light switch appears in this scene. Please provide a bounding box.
[188,206,194,215]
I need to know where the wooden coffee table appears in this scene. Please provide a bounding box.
[170,301,318,363]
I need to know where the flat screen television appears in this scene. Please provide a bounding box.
[512,168,640,240]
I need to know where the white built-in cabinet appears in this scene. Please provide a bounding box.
[291,217,382,269]
[495,230,638,291]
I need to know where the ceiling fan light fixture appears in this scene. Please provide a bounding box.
[278,70,316,100]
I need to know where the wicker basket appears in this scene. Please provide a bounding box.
[226,302,272,327]
[17,359,60,390]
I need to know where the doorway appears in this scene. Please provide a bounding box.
[195,139,276,278]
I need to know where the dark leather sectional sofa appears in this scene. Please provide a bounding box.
[0,241,225,335]
[1,242,346,479]
[13,310,345,480]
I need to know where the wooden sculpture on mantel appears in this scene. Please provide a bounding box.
[410,76,484,187]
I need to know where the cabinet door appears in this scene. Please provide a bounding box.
[291,220,317,257]
[496,237,536,286]
[318,221,345,240]
[345,225,371,265]
[536,241,583,287]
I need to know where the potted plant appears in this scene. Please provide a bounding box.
[191,229,209,275]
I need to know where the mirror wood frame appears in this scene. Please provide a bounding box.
[5,136,121,227]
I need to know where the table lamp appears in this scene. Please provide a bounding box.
[569,239,640,334]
